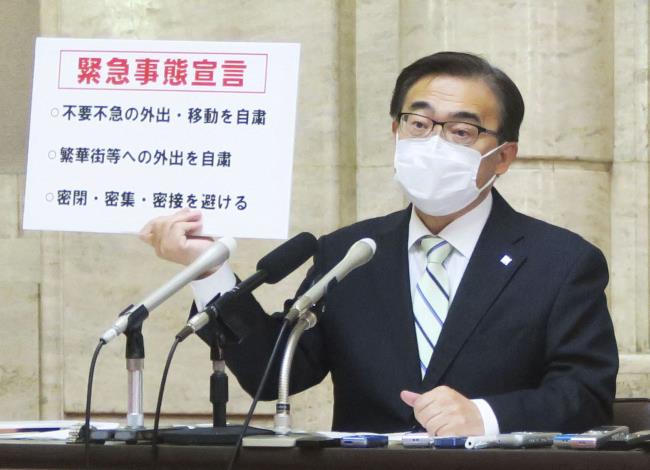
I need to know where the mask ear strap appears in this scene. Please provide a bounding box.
[476,142,508,191]
[477,173,498,192]
[480,141,508,160]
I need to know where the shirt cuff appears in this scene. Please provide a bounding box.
[190,261,237,311]
[472,398,500,435]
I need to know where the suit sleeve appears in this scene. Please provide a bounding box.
[484,242,619,433]
[193,237,332,401]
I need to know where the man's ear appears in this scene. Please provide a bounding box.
[391,120,398,134]
[495,142,518,175]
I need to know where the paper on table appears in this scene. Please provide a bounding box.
[0,430,75,441]
[0,421,119,441]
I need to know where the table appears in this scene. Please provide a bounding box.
[0,441,649,470]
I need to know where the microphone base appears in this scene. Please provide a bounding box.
[83,426,190,444]
[159,425,274,445]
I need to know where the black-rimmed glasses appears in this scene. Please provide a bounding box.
[398,112,499,146]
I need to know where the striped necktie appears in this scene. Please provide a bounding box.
[413,235,453,378]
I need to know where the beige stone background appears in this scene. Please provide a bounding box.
[0,0,648,431]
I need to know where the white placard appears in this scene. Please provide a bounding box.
[23,37,300,239]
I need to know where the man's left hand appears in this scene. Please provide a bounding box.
[400,386,485,436]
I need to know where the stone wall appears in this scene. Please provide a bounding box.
[0,0,648,430]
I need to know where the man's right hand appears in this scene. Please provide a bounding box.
[139,208,215,268]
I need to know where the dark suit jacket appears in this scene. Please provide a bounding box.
[213,189,618,433]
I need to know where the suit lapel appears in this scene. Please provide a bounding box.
[422,190,527,389]
[370,207,423,392]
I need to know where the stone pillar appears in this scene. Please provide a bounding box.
[355,0,405,220]
[0,0,41,420]
[611,0,650,395]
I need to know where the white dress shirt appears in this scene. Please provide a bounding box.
[191,192,499,434]
[407,192,499,435]
[191,261,236,311]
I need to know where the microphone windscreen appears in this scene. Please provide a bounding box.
[256,232,318,284]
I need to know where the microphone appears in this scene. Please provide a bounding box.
[176,232,318,340]
[285,237,376,322]
[100,237,237,344]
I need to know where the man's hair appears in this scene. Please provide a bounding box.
[389,52,525,143]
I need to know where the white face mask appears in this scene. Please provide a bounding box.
[393,134,506,216]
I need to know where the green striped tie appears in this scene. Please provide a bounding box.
[413,235,453,378]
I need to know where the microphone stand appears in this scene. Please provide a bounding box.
[240,310,319,447]
[85,318,149,444]
[159,305,273,445]
[274,282,335,432]
[126,328,145,429]
[274,310,318,435]
[112,323,147,442]
[210,340,228,428]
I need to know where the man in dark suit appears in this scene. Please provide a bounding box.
[141,52,618,435]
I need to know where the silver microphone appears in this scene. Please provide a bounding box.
[100,237,237,344]
[285,237,376,322]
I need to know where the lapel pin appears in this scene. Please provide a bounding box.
[500,255,513,266]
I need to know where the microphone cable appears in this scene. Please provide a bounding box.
[225,318,292,470]
[148,316,291,470]
[82,339,106,470]
[151,336,181,461]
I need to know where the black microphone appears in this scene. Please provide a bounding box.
[176,232,318,340]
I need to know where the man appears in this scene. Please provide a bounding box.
[141,52,618,436]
